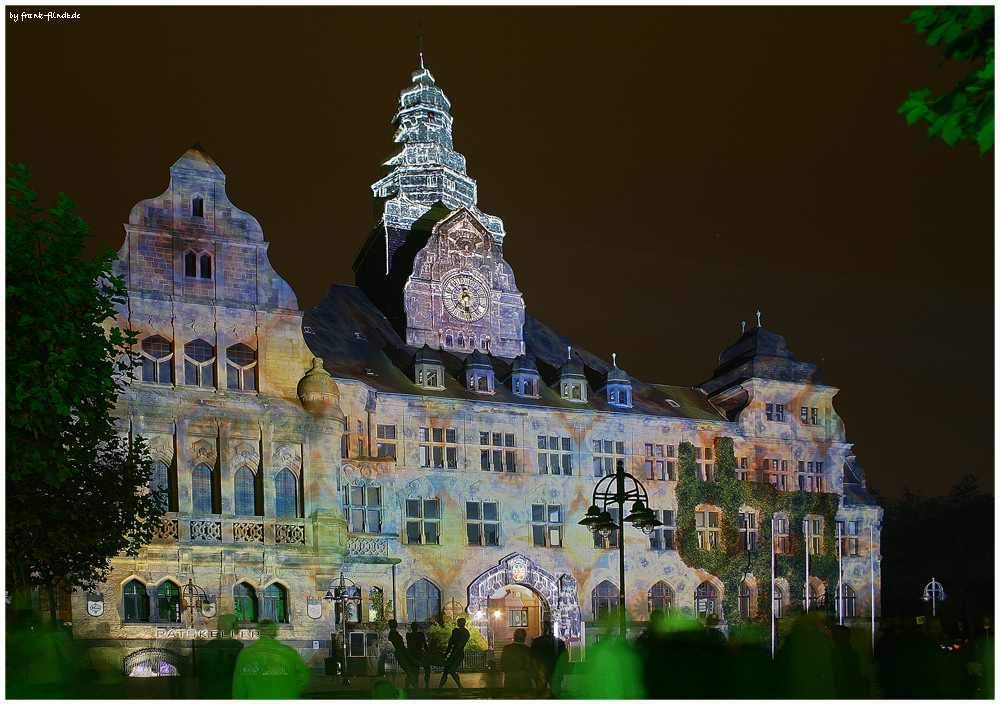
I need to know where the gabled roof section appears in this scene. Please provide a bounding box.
[170,142,224,179]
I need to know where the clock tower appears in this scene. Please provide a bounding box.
[404,207,525,359]
[353,60,523,355]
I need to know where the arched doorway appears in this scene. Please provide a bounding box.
[466,553,581,642]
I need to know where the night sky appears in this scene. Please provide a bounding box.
[6,6,994,499]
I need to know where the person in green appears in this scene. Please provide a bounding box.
[232,619,310,699]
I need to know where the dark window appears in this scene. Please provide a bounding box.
[184,339,215,387]
[156,581,181,623]
[149,460,171,512]
[694,581,719,619]
[739,581,757,618]
[185,251,197,277]
[467,501,499,546]
[275,468,298,518]
[592,580,620,621]
[140,335,173,384]
[200,252,211,279]
[234,466,258,516]
[226,343,257,391]
[192,463,214,514]
[263,584,288,623]
[234,583,258,622]
[406,498,440,545]
[192,196,204,218]
[648,581,674,615]
[124,580,149,621]
[593,507,621,549]
[344,485,381,533]
[405,578,440,623]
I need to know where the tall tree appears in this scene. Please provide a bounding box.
[898,6,995,153]
[6,163,164,614]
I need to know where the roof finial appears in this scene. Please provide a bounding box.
[567,345,572,361]
[612,352,618,368]
[418,23,424,70]
[741,320,746,333]
[756,310,762,327]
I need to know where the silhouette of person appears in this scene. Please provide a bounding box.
[529,619,567,696]
[437,617,470,693]
[831,624,863,698]
[483,659,503,698]
[502,628,534,698]
[774,610,835,698]
[386,619,418,689]
[406,621,431,689]
[232,619,310,699]
[197,614,244,699]
[875,608,946,699]
[725,624,774,699]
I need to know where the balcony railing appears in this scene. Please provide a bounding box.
[150,516,307,546]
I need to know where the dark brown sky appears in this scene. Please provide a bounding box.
[7,6,994,498]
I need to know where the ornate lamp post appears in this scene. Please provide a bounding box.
[180,578,214,629]
[579,459,661,638]
[324,572,361,685]
[922,578,947,618]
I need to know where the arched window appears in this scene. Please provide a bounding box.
[156,581,181,623]
[234,583,258,623]
[739,581,757,619]
[275,468,299,518]
[264,584,289,623]
[648,581,674,615]
[124,580,149,622]
[185,251,197,277]
[226,343,257,391]
[183,247,211,279]
[192,196,204,218]
[592,580,620,621]
[838,584,857,619]
[192,463,215,514]
[140,335,173,384]
[807,580,825,612]
[694,581,720,619]
[199,252,212,279]
[149,460,171,512]
[773,584,785,619]
[183,339,215,387]
[405,578,441,624]
[234,466,259,516]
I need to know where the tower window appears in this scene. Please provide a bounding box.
[226,343,257,391]
[192,196,204,218]
[183,250,212,279]
[140,335,173,384]
[184,339,216,387]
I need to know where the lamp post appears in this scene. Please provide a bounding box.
[579,459,662,639]
[922,578,946,618]
[324,572,361,685]
[180,578,213,629]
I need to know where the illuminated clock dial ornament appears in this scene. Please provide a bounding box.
[443,274,489,322]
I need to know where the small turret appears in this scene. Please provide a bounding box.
[297,358,343,418]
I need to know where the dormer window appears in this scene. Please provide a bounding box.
[192,196,204,218]
[184,250,212,279]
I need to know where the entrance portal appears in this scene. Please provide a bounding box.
[467,553,581,642]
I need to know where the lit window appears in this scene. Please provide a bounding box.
[773,584,785,618]
[531,504,563,547]
[406,498,440,545]
[739,511,758,551]
[801,406,809,423]
[696,509,721,549]
[140,335,173,384]
[509,609,528,627]
[406,579,440,623]
[156,582,181,623]
[124,580,149,622]
[344,485,382,533]
[694,581,719,619]
[837,584,857,619]
[812,408,819,425]
[466,501,500,546]
[263,584,289,623]
[183,339,215,387]
[234,583,258,623]
[775,516,790,554]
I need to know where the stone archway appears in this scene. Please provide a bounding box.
[467,553,581,640]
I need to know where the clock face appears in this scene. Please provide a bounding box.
[442,274,490,322]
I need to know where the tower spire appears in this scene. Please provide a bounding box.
[418,25,424,69]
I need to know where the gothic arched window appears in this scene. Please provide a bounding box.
[274,468,299,518]
[226,343,257,391]
[140,335,173,384]
[183,339,215,387]
[192,463,215,514]
[264,584,289,623]
[156,581,181,623]
[234,583,258,623]
[739,581,757,619]
[406,578,441,624]
[838,584,857,619]
[694,581,720,619]
[234,466,259,516]
[149,460,172,512]
[773,584,785,619]
[592,580,620,621]
[648,581,674,615]
[123,580,149,622]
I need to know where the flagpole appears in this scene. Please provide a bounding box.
[771,515,776,659]
[804,518,811,612]
[870,522,876,653]
[837,522,844,625]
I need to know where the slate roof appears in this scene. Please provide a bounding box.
[699,325,823,397]
[302,284,725,421]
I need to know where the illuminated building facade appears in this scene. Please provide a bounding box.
[71,63,882,670]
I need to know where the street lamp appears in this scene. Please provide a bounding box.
[180,578,214,628]
[922,578,947,618]
[579,459,661,638]
[324,572,361,685]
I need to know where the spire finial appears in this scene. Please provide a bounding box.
[418,23,424,70]
[612,352,618,368]
[567,345,572,361]
[756,310,762,327]
[741,320,746,333]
